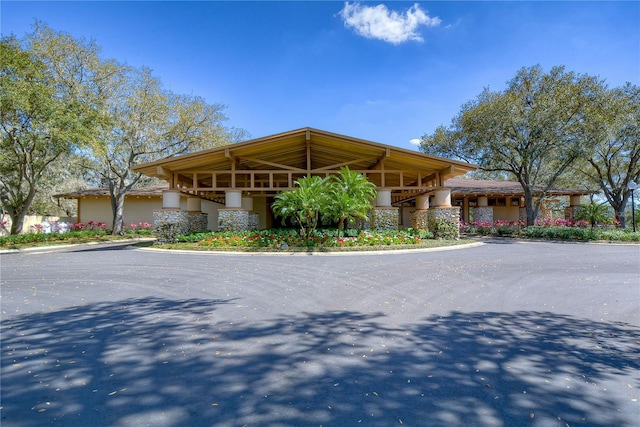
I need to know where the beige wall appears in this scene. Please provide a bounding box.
[201,199,223,231]
[492,207,520,222]
[79,197,163,227]
[252,196,269,230]
[79,196,225,231]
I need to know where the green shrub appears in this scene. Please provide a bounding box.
[428,217,459,239]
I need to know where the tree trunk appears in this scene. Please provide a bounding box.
[111,190,126,235]
[522,186,540,227]
[9,211,24,235]
[338,217,345,237]
[614,209,626,228]
[8,188,37,234]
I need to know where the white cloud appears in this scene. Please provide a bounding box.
[409,138,422,146]
[339,2,441,45]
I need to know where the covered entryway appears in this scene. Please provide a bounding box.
[133,128,476,235]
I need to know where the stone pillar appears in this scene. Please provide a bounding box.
[217,190,250,231]
[428,207,461,239]
[410,195,430,230]
[371,208,399,231]
[371,188,398,230]
[153,210,208,244]
[218,209,250,232]
[472,196,493,223]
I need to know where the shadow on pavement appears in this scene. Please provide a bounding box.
[2,298,638,426]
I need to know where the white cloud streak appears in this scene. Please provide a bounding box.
[339,2,441,45]
[409,138,422,146]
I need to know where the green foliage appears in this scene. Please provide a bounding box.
[271,168,377,238]
[428,216,459,240]
[461,220,639,242]
[82,63,243,235]
[174,228,436,250]
[323,167,377,236]
[576,203,611,229]
[271,175,330,237]
[581,83,640,228]
[0,229,107,247]
[1,22,246,236]
[0,30,97,234]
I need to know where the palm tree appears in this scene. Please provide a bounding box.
[576,202,611,230]
[271,175,329,237]
[324,167,377,236]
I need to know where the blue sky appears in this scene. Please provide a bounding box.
[2,1,639,149]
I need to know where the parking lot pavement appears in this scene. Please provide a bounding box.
[1,240,639,426]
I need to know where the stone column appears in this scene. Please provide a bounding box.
[242,196,258,230]
[410,195,430,230]
[219,190,249,231]
[473,195,493,223]
[427,187,461,238]
[371,188,399,231]
[154,191,208,243]
[427,206,461,239]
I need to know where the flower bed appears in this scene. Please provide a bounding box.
[172,228,436,250]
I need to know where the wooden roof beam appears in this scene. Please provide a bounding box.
[156,166,171,178]
[439,165,456,185]
[312,156,379,172]
[236,156,306,172]
[370,147,391,170]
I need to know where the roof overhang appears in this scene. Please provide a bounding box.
[132,127,477,202]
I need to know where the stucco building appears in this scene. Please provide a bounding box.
[58,128,590,235]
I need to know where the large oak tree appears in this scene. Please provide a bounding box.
[81,66,243,234]
[0,24,101,234]
[581,83,640,227]
[420,65,605,226]
[2,22,246,235]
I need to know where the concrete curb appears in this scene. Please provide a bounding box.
[0,238,156,255]
[136,241,485,256]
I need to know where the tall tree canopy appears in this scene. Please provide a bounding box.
[420,65,606,226]
[0,24,100,234]
[1,22,246,234]
[581,83,640,227]
[81,66,244,234]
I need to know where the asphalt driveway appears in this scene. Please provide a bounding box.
[1,240,639,426]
